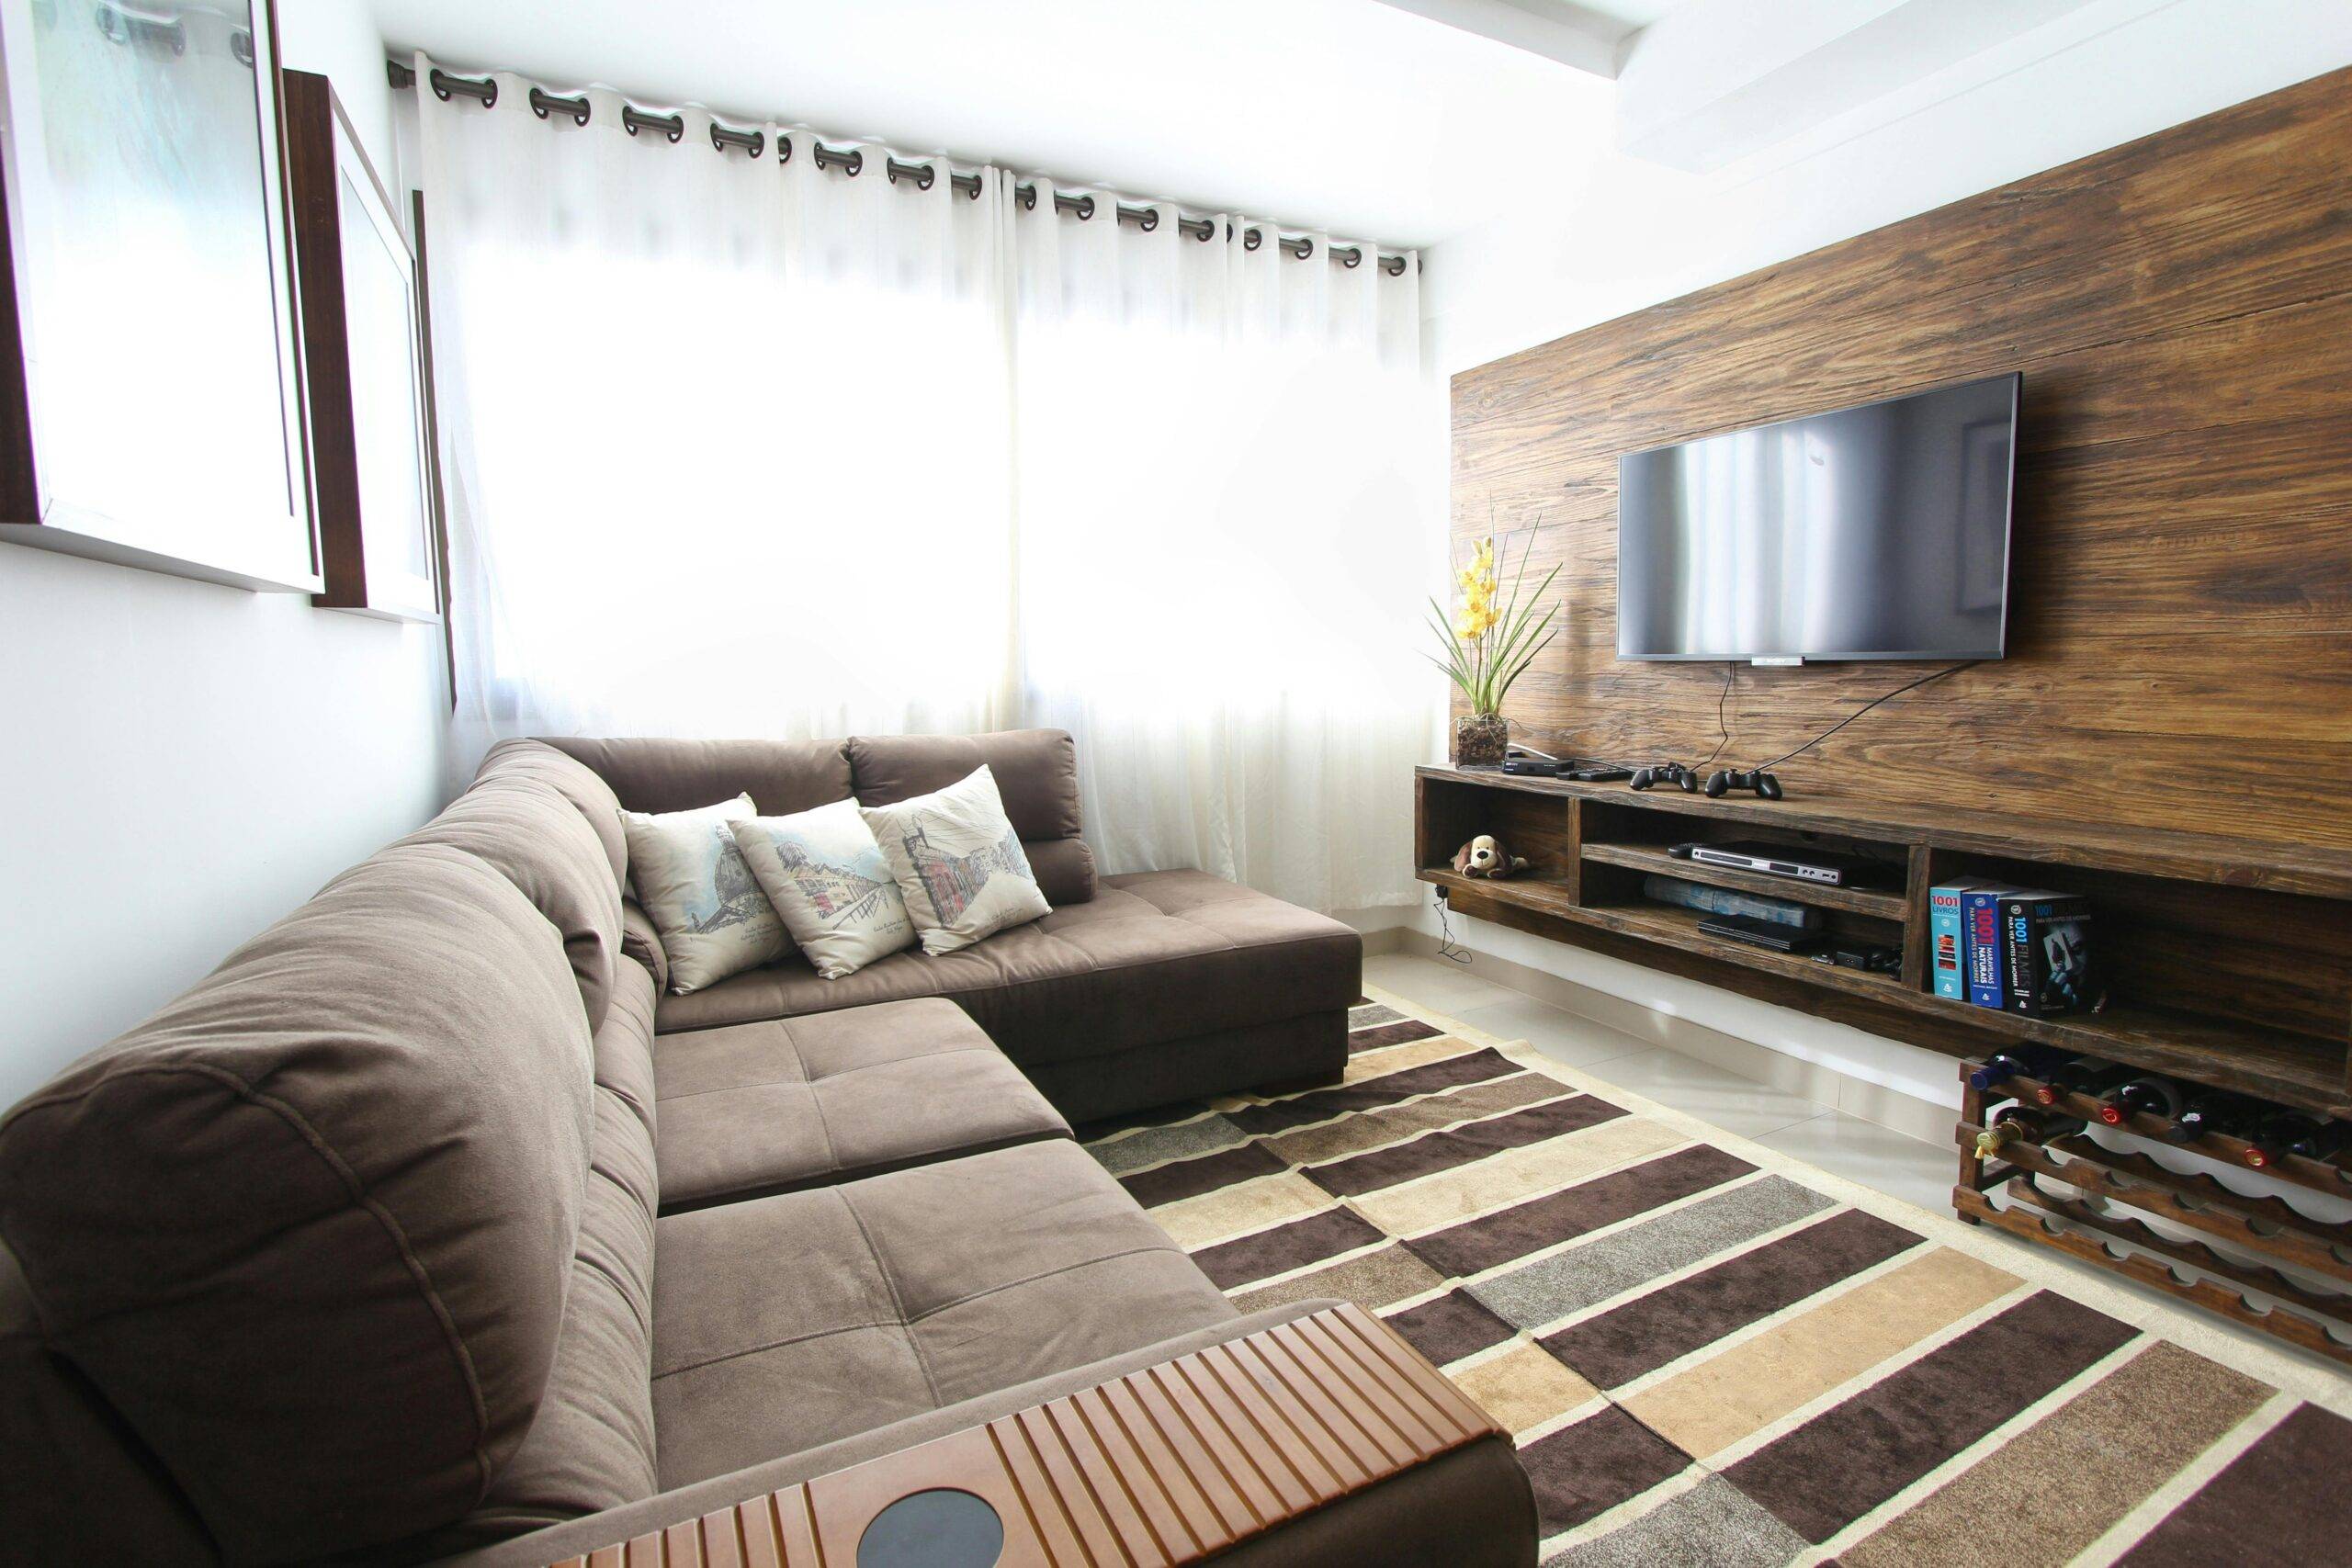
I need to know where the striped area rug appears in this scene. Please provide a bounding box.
[1080,989,2352,1566]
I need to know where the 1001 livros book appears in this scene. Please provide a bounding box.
[1935,881,2096,1016]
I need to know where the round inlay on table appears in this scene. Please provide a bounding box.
[856,1487,1005,1568]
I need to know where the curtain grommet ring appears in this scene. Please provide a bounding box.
[1074,194,1095,220]
[1243,226,1262,252]
[887,157,935,191]
[530,87,590,127]
[712,123,764,157]
[623,106,684,142]
[777,134,793,164]
[430,69,497,108]
[1334,244,1362,268]
[1138,208,1159,232]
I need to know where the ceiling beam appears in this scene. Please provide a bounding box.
[1366,0,1622,78]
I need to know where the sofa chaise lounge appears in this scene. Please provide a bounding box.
[0,728,1537,1565]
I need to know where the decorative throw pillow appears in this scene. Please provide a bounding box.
[620,794,789,993]
[728,801,916,979]
[862,765,1051,956]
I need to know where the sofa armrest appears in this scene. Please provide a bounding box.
[457,1303,1525,1568]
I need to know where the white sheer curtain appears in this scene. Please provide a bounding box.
[418,69,1016,747]
[1011,186,1434,910]
[415,64,1434,911]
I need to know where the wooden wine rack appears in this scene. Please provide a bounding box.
[1955,1065,2352,1368]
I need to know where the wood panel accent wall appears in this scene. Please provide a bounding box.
[1450,66,2352,852]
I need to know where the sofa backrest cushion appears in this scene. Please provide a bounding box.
[479,738,630,887]
[401,775,625,1033]
[425,957,662,1556]
[0,842,595,1564]
[0,1241,215,1564]
[848,729,1096,906]
[541,737,854,819]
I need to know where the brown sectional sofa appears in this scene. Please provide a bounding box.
[547,728,1365,1124]
[0,728,1535,1564]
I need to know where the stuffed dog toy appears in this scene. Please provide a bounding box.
[1452,834,1529,879]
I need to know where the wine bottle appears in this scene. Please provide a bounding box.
[1973,1107,2081,1160]
[2245,1111,2334,1170]
[1967,1046,2075,1093]
[2036,1058,2132,1106]
[2165,1091,2258,1145]
[2287,1120,2350,1162]
[2096,1075,2183,1126]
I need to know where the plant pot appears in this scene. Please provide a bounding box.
[1453,712,1509,768]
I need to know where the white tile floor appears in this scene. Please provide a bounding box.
[1370,951,1963,1215]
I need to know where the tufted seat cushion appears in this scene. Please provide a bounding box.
[650,998,1069,1212]
[646,1139,1236,1490]
[652,871,1361,1068]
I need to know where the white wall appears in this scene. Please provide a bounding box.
[0,1,448,1104]
[1411,0,2352,1110]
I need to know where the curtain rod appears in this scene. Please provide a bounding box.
[391,61,1413,276]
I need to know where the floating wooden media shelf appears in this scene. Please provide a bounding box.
[1414,765,2352,1117]
[1415,761,2352,1358]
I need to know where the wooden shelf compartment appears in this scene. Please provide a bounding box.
[1419,865,1914,1006]
[1578,840,1911,921]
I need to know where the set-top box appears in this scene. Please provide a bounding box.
[1679,840,1879,887]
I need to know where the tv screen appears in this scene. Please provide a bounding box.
[1616,373,2018,661]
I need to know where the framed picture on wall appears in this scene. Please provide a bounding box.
[0,0,319,590]
[282,67,442,621]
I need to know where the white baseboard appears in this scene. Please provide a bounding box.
[1395,927,1956,1147]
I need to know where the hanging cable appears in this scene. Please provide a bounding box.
[1749,661,1980,772]
[1694,661,1736,772]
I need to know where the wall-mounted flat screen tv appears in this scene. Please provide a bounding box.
[1616,372,2019,661]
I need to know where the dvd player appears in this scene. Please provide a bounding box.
[1677,840,1880,887]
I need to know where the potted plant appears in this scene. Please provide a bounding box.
[1428,533,1559,767]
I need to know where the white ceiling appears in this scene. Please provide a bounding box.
[364,0,1624,250]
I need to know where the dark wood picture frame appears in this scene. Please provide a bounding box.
[0,0,319,590]
[283,68,442,622]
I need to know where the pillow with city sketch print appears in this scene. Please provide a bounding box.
[727,800,915,979]
[621,793,791,993]
[861,764,1051,956]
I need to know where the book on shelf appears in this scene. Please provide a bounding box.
[1929,878,1995,1001]
[1960,887,2011,1010]
[1640,874,1820,930]
[1999,889,2095,1017]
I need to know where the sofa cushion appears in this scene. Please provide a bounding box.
[651,998,1069,1211]
[849,728,1095,905]
[647,1140,1235,1489]
[620,896,671,994]
[0,842,594,1564]
[544,735,853,818]
[400,774,626,1032]
[623,794,792,994]
[449,957,662,1548]
[654,870,1362,1068]
[478,737,629,887]
[863,764,1051,956]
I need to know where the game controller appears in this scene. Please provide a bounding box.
[1704,768,1784,800]
[1629,762,1699,793]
